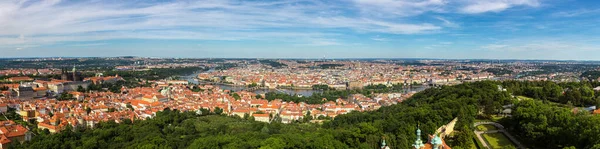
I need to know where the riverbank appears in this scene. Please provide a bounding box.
[180,68,429,97]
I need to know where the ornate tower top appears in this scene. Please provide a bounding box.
[412,124,425,149]
[432,135,443,147]
[381,138,390,149]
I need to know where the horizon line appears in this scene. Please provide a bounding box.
[1,56,600,62]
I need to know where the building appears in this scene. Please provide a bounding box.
[142,95,168,103]
[33,87,47,98]
[7,77,33,82]
[0,104,7,113]
[252,113,270,123]
[347,81,364,89]
[62,81,91,92]
[412,126,451,149]
[0,120,31,148]
[16,86,34,99]
[167,80,188,85]
[61,67,83,81]
[84,75,124,84]
[413,119,455,149]
[37,115,68,133]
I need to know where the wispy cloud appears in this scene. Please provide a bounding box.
[294,38,343,46]
[69,43,109,47]
[460,0,540,14]
[481,41,599,52]
[352,0,541,16]
[371,35,389,41]
[434,16,459,28]
[552,9,600,17]
[481,44,509,51]
[0,0,446,48]
[353,0,447,17]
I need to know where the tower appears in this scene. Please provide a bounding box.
[60,68,69,81]
[432,134,443,149]
[72,66,79,81]
[381,139,390,149]
[412,125,425,149]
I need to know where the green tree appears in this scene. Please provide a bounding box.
[232,93,241,100]
[214,107,223,115]
[126,104,134,111]
[303,111,312,123]
[260,137,285,149]
[77,85,85,92]
[86,107,92,115]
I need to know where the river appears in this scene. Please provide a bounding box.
[181,68,429,97]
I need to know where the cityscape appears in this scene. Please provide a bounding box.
[0,58,599,148]
[1,0,600,149]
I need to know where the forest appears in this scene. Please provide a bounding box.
[317,64,345,69]
[582,71,600,81]
[502,100,600,148]
[10,80,600,149]
[258,60,287,68]
[501,80,600,107]
[264,84,413,104]
[104,67,205,81]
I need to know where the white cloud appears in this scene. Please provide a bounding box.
[371,36,389,41]
[434,16,459,28]
[460,0,540,14]
[0,0,444,48]
[352,0,540,17]
[69,43,108,47]
[293,38,343,46]
[481,44,509,51]
[353,0,447,17]
[305,41,342,46]
[481,42,598,52]
[552,9,600,17]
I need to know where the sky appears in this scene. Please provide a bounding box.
[1,0,600,60]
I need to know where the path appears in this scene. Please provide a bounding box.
[473,122,525,149]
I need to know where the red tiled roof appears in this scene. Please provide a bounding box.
[0,134,10,144]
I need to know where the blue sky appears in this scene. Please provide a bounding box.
[1,0,600,60]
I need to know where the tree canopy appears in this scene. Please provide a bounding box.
[13,81,600,149]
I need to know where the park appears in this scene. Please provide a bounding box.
[473,122,523,149]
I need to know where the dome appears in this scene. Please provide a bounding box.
[432,135,442,145]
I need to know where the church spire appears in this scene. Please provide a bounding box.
[412,124,425,149]
[381,137,390,149]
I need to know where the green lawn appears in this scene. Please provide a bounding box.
[483,133,516,149]
[476,124,498,131]
[471,142,478,149]
[472,137,483,149]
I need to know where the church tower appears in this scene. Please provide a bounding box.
[72,66,79,81]
[412,125,425,149]
[381,139,390,149]
[61,68,68,80]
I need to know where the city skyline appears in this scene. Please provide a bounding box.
[2,0,600,60]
